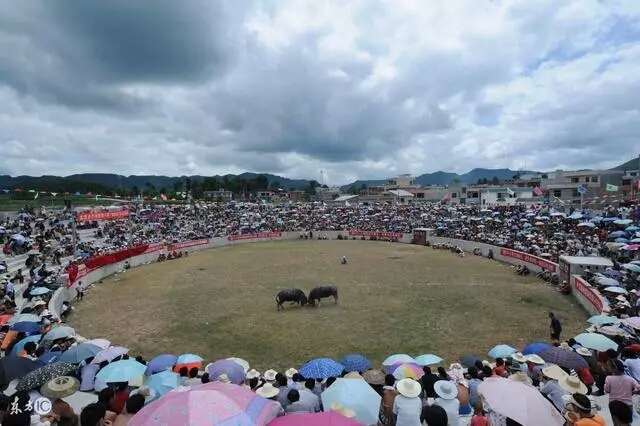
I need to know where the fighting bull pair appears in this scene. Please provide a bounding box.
[275,285,338,310]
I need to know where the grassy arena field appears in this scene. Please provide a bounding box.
[70,240,588,370]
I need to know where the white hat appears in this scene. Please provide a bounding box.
[396,378,422,398]
[511,352,527,363]
[434,380,457,400]
[285,368,297,379]
[576,347,592,357]
[330,403,356,418]
[560,342,571,350]
[344,372,363,379]
[246,369,261,380]
[263,369,278,381]
[34,300,46,307]
[255,382,279,398]
[215,373,231,383]
[616,295,627,302]
[526,354,545,365]
[508,372,533,386]
[542,365,567,381]
[559,375,587,394]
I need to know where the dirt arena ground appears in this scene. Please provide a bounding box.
[70,240,588,370]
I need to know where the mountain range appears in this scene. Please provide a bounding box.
[0,156,636,191]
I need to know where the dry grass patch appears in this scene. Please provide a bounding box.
[71,240,587,370]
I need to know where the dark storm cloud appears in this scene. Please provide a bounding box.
[0,0,244,112]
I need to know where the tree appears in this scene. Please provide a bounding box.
[541,173,548,179]
[270,180,281,190]
[347,185,358,194]
[131,185,140,196]
[491,176,499,185]
[305,180,320,195]
[451,178,461,185]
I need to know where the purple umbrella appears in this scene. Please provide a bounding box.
[207,360,246,385]
[146,354,178,375]
[522,343,551,355]
[537,346,588,369]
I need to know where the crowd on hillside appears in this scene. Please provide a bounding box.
[0,201,640,425]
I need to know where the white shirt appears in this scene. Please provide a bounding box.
[392,395,422,426]
[433,398,460,426]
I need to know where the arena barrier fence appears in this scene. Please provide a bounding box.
[47,230,601,321]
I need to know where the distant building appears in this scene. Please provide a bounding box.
[480,187,534,206]
[542,169,624,205]
[202,190,233,201]
[330,194,359,205]
[386,174,418,189]
[385,189,415,204]
[315,187,341,202]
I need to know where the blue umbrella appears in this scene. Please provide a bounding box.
[56,343,102,364]
[206,360,245,385]
[595,276,620,287]
[175,353,203,365]
[587,315,620,326]
[338,354,371,373]
[522,342,551,355]
[614,219,633,226]
[574,333,618,352]
[37,352,59,365]
[382,354,415,366]
[609,231,627,238]
[96,359,146,383]
[11,335,41,356]
[321,378,381,425]
[42,326,75,342]
[414,354,443,366]
[488,344,517,359]
[146,354,178,375]
[10,322,41,334]
[603,269,623,279]
[623,264,640,273]
[29,287,51,296]
[145,370,180,396]
[615,238,629,243]
[299,358,345,379]
[626,226,639,232]
[460,355,481,368]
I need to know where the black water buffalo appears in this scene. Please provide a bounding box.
[276,289,308,311]
[308,285,338,306]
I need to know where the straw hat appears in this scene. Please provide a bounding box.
[616,295,627,302]
[330,403,356,418]
[34,300,46,307]
[560,342,571,350]
[508,372,533,386]
[434,380,458,400]
[285,368,298,379]
[559,375,588,395]
[526,354,545,365]
[344,371,364,379]
[130,385,157,404]
[396,378,422,398]
[263,369,278,381]
[246,369,261,380]
[542,365,568,381]
[362,369,385,385]
[256,383,279,398]
[40,376,80,399]
[511,352,527,363]
[576,347,592,357]
[215,373,231,384]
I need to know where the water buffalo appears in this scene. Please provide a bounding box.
[308,285,338,306]
[275,289,308,311]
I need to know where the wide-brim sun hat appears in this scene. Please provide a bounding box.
[559,375,588,395]
[576,347,592,357]
[396,378,421,398]
[511,352,527,363]
[263,369,278,381]
[255,382,279,398]
[40,376,80,399]
[526,354,545,365]
[363,369,385,385]
[246,369,261,380]
[542,365,568,381]
[434,380,458,400]
[344,371,364,379]
[508,372,533,386]
[285,368,297,379]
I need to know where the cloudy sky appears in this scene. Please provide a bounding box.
[1,0,639,184]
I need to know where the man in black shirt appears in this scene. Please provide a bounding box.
[549,312,562,341]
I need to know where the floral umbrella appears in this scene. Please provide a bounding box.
[16,362,76,391]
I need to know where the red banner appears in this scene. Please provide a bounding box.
[67,244,152,287]
[499,248,557,272]
[167,239,209,251]
[348,230,404,239]
[77,210,129,222]
[227,232,283,241]
[573,276,605,313]
[144,243,165,254]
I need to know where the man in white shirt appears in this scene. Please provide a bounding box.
[299,379,320,412]
[433,380,460,426]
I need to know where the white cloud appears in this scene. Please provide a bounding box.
[0,0,639,184]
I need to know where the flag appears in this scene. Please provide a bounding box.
[442,194,451,202]
[606,184,619,192]
[533,186,543,196]
[553,195,565,205]
[34,192,38,200]
[50,192,58,197]
[506,187,515,197]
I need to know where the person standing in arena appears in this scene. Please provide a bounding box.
[549,312,562,342]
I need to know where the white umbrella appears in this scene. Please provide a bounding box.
[478,377,565,426]
[603,286,627,295]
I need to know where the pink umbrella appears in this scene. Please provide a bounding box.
[129,382,280,426]
[388,362,424,380]
[267,412,365,426]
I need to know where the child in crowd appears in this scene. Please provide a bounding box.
[470,401,488,426]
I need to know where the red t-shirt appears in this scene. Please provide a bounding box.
[471,414,489,426]
[493,366,507,377]
[111,390,129,414]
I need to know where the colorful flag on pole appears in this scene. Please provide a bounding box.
[34,192,38,200]
[533,187,543,196]
[506,188,515,197]
[606,184,619,192]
